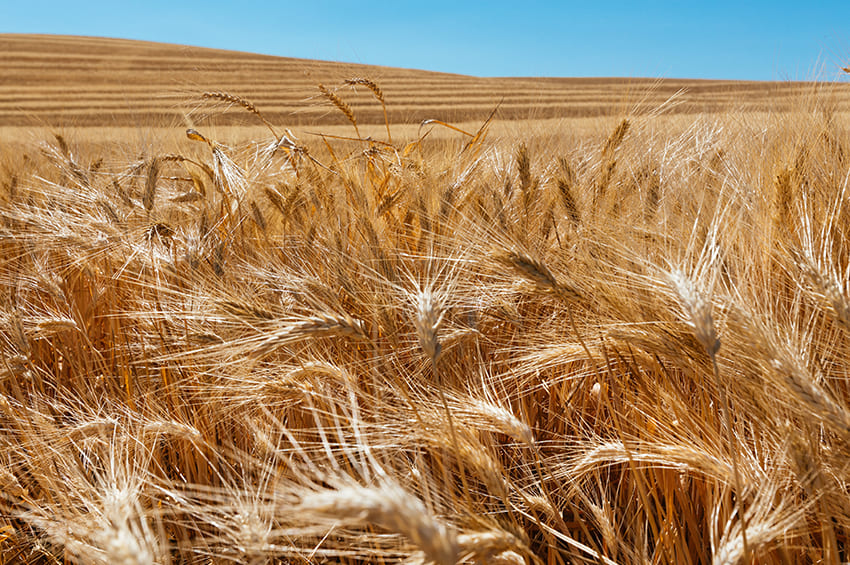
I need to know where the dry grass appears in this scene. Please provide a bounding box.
[3,34,850,565]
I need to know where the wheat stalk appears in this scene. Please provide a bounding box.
[494,247,582,302]
[413,287,445,365]
[671,269,749,558]
[345,78,391,143]
[318,84,360,138]
[602,118,630,157]
[141,157,160,213]
[202,91,280,141]
[556,156,580,226]
[457,529,524,562]
[296,483,458,565]
[248,312,371,358]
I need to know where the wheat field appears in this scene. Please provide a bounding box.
[3,34,850,564]
[4,34,847,129]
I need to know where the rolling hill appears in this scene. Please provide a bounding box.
[1,34,844,130]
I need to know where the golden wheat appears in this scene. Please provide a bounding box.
[1,44,850,564]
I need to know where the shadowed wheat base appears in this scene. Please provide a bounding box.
[4,39,850,565]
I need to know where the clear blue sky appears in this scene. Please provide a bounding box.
[3,0,849,80]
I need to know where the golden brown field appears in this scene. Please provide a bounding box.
[4,34,850,564]
[4,34,848,129]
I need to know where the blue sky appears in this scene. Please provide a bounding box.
[2,1,849,80]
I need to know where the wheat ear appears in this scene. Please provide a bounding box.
[345,78,391,143]
[318,84,360,138]
[495,248,582,302]
[671,270,749,560]
[202,91,280,141]
[142,157,159,213]
[297,483,458,565]
[556,157,580,226]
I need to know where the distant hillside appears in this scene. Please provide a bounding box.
[1,34,846,128]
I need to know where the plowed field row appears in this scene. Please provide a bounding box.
[2,34,849,130]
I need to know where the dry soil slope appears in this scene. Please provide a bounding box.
[1,34,846,128]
